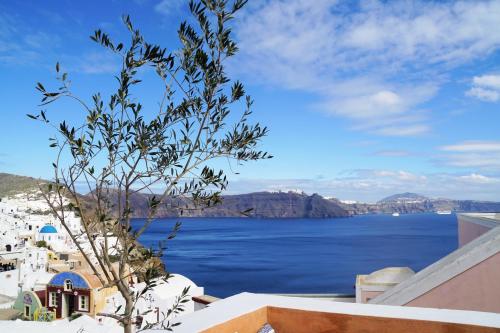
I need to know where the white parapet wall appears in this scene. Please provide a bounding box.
[144,293,500,333]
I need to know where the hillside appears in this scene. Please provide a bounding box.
[378,192,429,204]
[0,173,45,197]
[198,192,349,218]
[92,190,351,218]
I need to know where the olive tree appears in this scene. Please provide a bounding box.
[29,0,269,331]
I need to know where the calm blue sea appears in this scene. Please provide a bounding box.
[133,213,457,298]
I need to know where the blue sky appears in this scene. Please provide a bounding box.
[1,0,500,202]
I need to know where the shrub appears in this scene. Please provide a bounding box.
[36,240,47,248]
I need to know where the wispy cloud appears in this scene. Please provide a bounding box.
[24,32,60,49]
[72,52,121,74]
[226,169,500,202]
[459,173,500,184]
[440,141,500,152]
[234,0,500,136]
[466,74,500,102]
[373,150,412,157]
[0,11,115,75]
[438,141,500,170]
[316,79,436,136]
[154,0,184,15]
[0,13,61,67]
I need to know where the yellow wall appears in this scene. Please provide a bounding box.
[88,286,117,316]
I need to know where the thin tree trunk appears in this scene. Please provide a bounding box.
[124,295,134,333]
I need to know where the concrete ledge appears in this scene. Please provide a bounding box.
[192,295,220,305]
[146,293,500,332]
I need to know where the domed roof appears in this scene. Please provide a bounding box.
[151,274,198,299]
[364,267,415,285]
[39,225,58,233]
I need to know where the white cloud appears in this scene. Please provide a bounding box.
[338,1,500,65]
[459,173,500,184]
[0,13,43,65]
[439,154,500,169]
[323,84,435,119]
[473,75,500,89]
[76,52,120,74]
[466,74,500,102]
[373,150,411,157]
[466,87,499,102]
[372,170,427,182]
[234,0,500,136]
[315,78,436,136]
[226,169,500,202]
[438,141,500,170]
[154,0,184,15]
[372,124,430,137]
[0,13,61,67]
[24,32,60,49]
[440,141,500,152]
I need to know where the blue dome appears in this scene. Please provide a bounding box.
[40,225,58,233]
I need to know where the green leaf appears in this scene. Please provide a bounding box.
[240,208,253,217]
[36,82,45,92]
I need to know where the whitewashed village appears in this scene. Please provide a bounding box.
[0,190,205,332]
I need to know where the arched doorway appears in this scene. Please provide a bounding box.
[5,244,12,252]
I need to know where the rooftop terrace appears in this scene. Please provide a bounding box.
[160,293,500,333]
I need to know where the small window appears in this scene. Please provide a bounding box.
[49,292,57,307]
[64,279,73,291]
[24,305,30,317]
[79,295,89,311]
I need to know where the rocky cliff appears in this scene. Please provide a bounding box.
[92,190,351,218]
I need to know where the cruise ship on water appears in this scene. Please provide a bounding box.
[436,210,452,215]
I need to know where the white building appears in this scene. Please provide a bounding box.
[36,224,67,252]
[355,267,415,303]
[102,274,204,330]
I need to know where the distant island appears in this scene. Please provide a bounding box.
[337,192,500,216]
[1,173,500,218]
